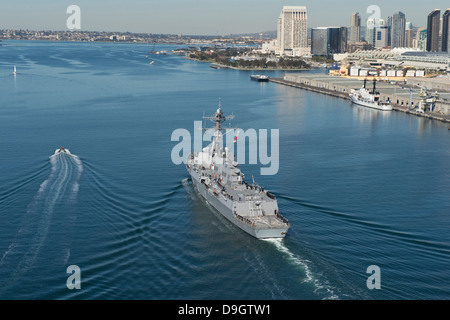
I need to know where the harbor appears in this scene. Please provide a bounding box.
[269,74,450,123]
[1,40,450,300]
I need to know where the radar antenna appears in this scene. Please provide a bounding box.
[202,98,235,131]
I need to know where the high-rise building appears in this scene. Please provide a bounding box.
[311,26,348,56]
[375,26,389,48]
[373,19,387,48]
[427,9,441,52]
[386,16,393,46]
[327,27,340,55]
[442,9,450,52]
[366,18,376,45]
[338,27,348,53]
[391,11,406,48]
[405,22,415,48]
[350,12,361,44]
[261,6,309,57]
[278,6,308,56]
[311,27,328,56]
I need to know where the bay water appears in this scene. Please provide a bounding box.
[0,41,449,300]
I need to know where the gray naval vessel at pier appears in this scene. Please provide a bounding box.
[186,100,290,239]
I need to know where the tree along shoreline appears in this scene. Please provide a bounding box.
[187,57,312,71]
[186,50,313,71]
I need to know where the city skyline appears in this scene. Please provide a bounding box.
[1,1,450,35]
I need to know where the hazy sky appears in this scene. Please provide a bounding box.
[1,0,449,34]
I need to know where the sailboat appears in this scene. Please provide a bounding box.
[13,65,17,75]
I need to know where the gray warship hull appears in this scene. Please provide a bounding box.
[191,176,289,239]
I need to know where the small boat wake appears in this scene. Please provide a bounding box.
[263,238,340,300]
[0,148,83,291]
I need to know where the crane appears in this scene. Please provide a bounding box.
[407,86,439,113]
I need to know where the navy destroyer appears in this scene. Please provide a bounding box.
[186,100,290,239]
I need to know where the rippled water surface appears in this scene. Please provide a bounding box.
[0,41,449,299]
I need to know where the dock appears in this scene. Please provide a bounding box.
[269,74,450,124]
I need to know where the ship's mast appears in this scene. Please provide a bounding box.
[202,98,235,155]
[214,98,225,131]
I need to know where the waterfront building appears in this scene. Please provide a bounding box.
[279,6,309,56]
[344,47,448,72]
[350,13,361,44]
[427,9,441,52]
[261,39,279,55]
[397,51,450,70]
[327,27,342,55]
[262,6,309,57]
[391,11,406,48]
[311,27,328,56]
[311,26,348,57]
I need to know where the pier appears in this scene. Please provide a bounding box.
[269,74,450,124]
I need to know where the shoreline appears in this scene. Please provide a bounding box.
[269,77,450,124]
[185,57,312,71]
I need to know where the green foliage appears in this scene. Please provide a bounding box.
[311,55,334,64]
[189,49,310,69]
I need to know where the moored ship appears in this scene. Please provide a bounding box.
[349,79,392,111]
[250,75,269,82]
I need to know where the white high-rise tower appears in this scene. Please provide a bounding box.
[278,6,309,56]
[261,5,309,57]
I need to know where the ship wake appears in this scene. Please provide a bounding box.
[0,149,83,290]
[264,238,340,300]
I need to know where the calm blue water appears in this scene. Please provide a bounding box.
[0,40,449,300]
